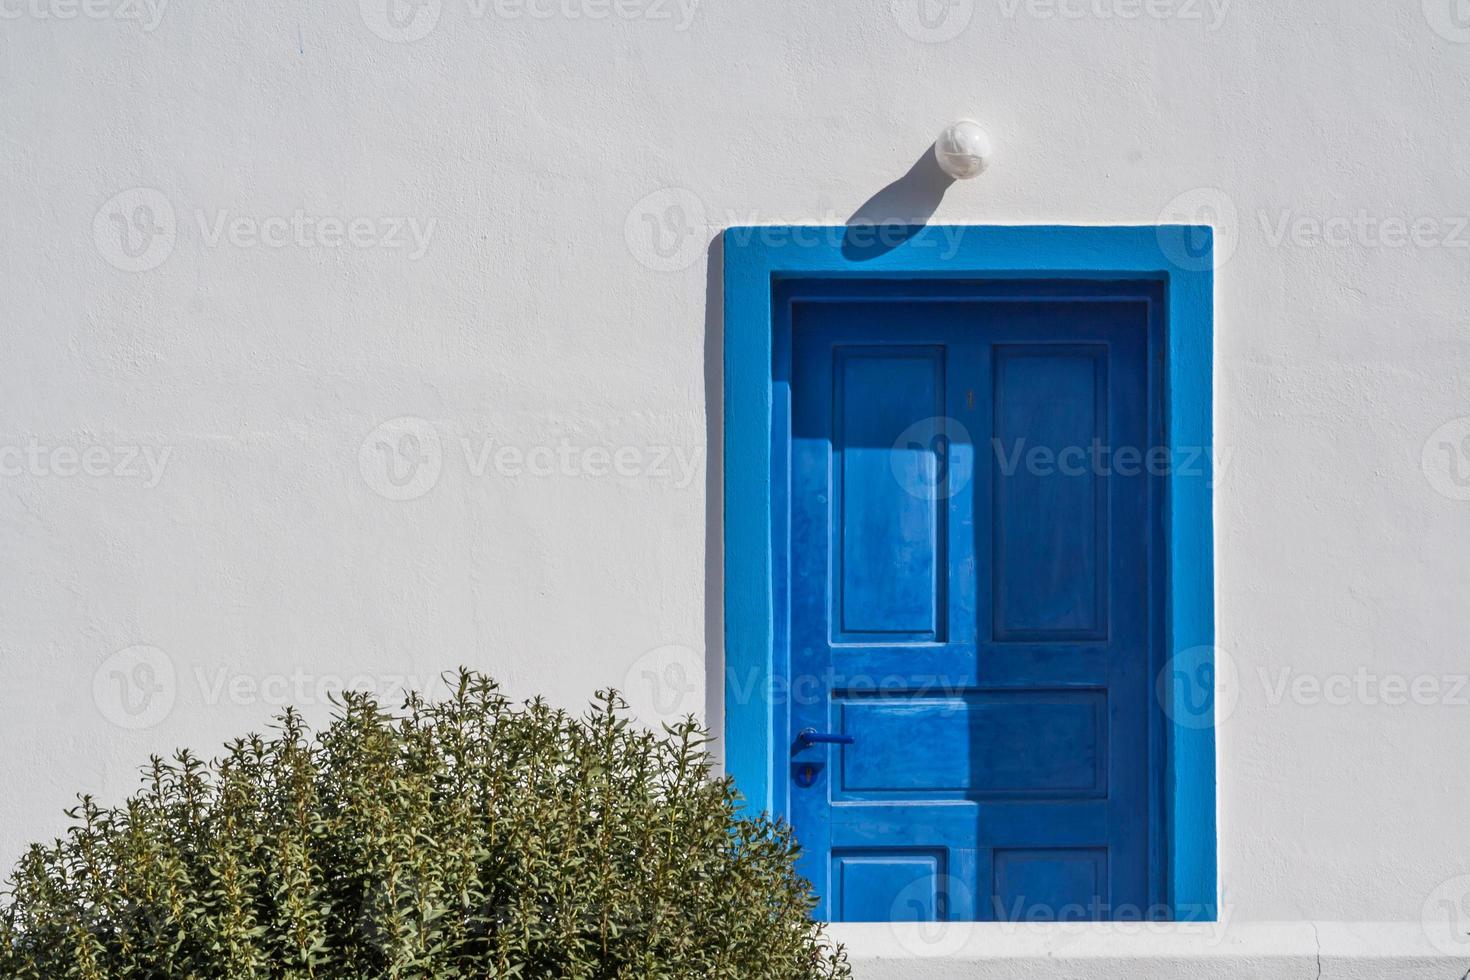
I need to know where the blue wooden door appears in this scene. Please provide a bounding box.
[787,285,1160,922]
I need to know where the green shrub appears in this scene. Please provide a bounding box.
[0,670,850,979]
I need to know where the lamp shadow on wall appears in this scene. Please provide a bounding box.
[842,143,956,261]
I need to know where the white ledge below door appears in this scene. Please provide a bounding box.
[830,921,1469,978]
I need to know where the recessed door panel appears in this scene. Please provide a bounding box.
[834,692,1106,799]
[992,345,1108,641]
[833,348,945,642]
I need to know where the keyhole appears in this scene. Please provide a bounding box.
[966,389,975,409]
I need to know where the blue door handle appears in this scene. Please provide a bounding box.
[797,728,855,749]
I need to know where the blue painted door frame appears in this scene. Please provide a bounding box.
[722,226,1216,921]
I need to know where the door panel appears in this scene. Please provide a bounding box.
[992,345,1108,640]
[835,691,1106,799]
[787,291,1159,922]
[832,347,946,642]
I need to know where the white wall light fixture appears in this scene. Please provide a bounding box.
[934,120,991,179]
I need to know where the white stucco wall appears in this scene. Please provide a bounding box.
[3,0,1470,957]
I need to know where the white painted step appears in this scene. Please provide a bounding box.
[833,921,1470,978]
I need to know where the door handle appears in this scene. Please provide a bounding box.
[796,728,855,749]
